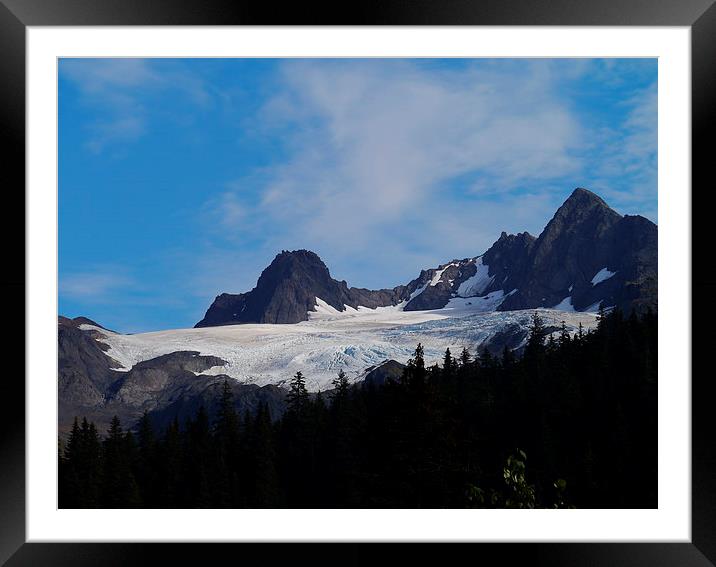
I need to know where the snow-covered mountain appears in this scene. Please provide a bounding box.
[59,187,656,432]
[195,249,407,326]
[59,303,598,432]
[86,304,598,392]
[196,188,657,327]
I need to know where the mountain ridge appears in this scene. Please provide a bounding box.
[195,188,657,327]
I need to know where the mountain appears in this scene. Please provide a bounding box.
[498,188,657,313]
[57,316,287,435]
[58,188,656,435]
[196,188,657,326]
[59,305,599,433]
[196,249,406,326]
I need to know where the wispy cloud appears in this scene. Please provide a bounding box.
[60,270,134,301]
[589,80,657,218]
[60,59,212,153]
[200,60,585,289]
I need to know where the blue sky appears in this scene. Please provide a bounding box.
[59,58,657,332]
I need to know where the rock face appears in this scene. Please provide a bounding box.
[481,231,537,296]
[58,316,288,435]
[362,360,406,387]
[58,316,122,428]
[399,189,656,314]
[498,188,657,313]
[196,249,406,326]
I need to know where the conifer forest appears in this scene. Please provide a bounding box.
[59,309,657,509]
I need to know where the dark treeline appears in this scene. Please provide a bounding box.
[59,308,657,509]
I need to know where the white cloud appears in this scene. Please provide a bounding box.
[60,59,211,152]
[203,60,584,289]
[588,80,657,219]
[60,271,134,301]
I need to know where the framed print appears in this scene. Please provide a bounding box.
[2,0,715,565]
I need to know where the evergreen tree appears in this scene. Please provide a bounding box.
[135,411,157,506]
[287,371,309,413]
[215,379,239,442]
[249,402,279,506]
[101,416,141,507]
[185,406,212,507]
[525,312,547,355]
[331,369,350,402]
[159,417,183,507]
[460,346,472,367]
[213,380,241,506]
[596,303,607,330]
[443,348,454,377]
[404,343,426,387]
[558,321,571,347]
[59,418,82,507]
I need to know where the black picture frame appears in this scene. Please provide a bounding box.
[2,1,713,565]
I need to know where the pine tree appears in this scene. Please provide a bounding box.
[443,348,454,377]
[404,343,426,387]
[459,347,472,368]
[213,380,241,506]
[526,312,547,353]
[68,417,103,508]
[414,343,425,371]
[331,369,350,402]
[282,371,313,506]
[186,406,212,508]
[596,303,606,330]
[101,416,141,507]
[136,411,157,506]
[559,321,570,347]
[287,371,309,413]
[159,417,183,507]
[59,418,82,507]
[250,402,279,507]
[65,417,81,463]
[215,380,239,450]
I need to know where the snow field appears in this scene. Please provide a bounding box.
[80,303,598,392]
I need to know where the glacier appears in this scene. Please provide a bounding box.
[80,303,598,392]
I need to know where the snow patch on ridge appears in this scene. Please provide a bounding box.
[409,282,429,301]
[591,267,616,285]
[457,257,493,297]
[308,298,407,322]
[550,296,575,312]
[446,289,512,312]
[430,263,458,286]
[312,297,342,316]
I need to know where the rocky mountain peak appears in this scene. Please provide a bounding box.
[196,249,404,326]
[549,188,621,229]
[257,249,333,288]
[533,188,623,262]
[196,187,657,326]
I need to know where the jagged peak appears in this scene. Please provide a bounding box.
[495,230,535,244]
[272,249,324,263]
[541,188,622,235]
[560,187,616,213]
